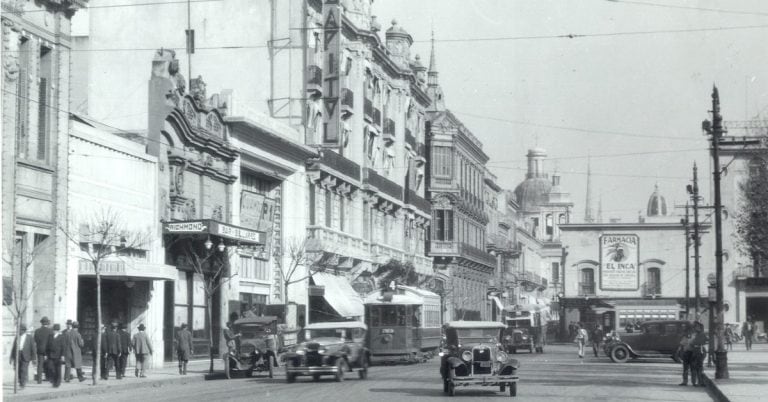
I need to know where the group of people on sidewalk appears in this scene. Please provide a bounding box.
[677,321,708,387]
[9,317,154,390]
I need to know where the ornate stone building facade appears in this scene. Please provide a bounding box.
[2,0,86,378]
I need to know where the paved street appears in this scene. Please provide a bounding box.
[55,345,713,402]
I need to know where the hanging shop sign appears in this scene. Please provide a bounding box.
[599,234,640,291]
[163,219,265,245]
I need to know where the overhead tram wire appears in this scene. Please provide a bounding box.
[604,0,768,18]
[19,0,222,13]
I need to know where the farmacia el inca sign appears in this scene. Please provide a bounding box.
[600,234,639,290]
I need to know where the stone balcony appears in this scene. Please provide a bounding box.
[363,168,402,202]
[370,242,432,275]
[427,241,496,269]
[306,225,368,261]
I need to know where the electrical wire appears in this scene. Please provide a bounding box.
[604,0,768,18]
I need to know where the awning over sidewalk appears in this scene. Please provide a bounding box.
[311,272,364,318]
[78,260,176,281]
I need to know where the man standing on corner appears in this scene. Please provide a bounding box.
[689,321,708,387]
[101,321,121,380]
[10,324,37,389]
[132,324,153,378]
[742,317,755,351]
[176,323,193,375]
[34,317,52,384]
[591,324,604,358]
[117,323,132,379]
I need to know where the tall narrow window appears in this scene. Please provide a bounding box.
[339,196,345,232]
[363,201,370,240]
[551,262,560,284]
[309,183,316,225]
[15,37,30,158]
[37,46,52,163]
[647,267,661,294]
[580,268,595,295]
[324,190,332,227]
[545,214,554,236]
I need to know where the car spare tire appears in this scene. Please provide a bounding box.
[610,345,630,363]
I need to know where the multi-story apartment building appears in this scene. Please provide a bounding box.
[484,172,518,321]
[425,41,497,321]
[302,1,432,322]
[2,0,85,378]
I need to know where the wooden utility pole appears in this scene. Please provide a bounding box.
[683,203,691,318]
[687,164,702,318]
[702,85,729,379]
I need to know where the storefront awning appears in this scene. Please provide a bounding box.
[78,260,176,281]
[163,219,265,245]
[311,272,364,318]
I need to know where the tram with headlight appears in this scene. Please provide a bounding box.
[363,285,442,364]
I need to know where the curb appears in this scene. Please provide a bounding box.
[702,372,730,402]
[5,374,219,402]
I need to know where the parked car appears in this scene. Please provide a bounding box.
[439,321,520,397]
[283,321,370,382]
[606,320,693,363]
[223,316,280,379]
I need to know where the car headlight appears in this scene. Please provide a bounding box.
[496,351,508,362]
[461,351,472,362]
[296,350,305,355]
[318,348,327,354]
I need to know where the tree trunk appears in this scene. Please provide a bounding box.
[94,268,102,385]
[207,297,214,374]
[14,320,19,394]
[283,283,290,327]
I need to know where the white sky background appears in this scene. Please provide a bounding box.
[373,0,768,222]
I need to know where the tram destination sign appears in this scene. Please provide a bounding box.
[599,234,640,291]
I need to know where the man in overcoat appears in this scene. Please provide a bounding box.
[34,316,52,383]
[62,319,73,381]
[10,324,37,389]
[65,321,86,382]
[117,323,132,378]
[132,324,153,378]
[46,324,66,388]
[176,323,193,375]
[101,321,121,379]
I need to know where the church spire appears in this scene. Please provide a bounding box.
[428,29,438,86]
[597,195,603,223]
[426,27,445,111]
[584,155,595,223]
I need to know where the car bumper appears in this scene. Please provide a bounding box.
[285,366,339,376]
[451,375,519,385]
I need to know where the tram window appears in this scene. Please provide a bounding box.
[382,306,399,326]
[369,306,380,326]
[413,306,422,328]
[397,306,406,326]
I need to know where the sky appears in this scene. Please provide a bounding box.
[372,0,768,222]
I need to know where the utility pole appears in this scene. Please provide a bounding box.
[683,203,691,318]
[702,85,729,379]
[687,165,702,318]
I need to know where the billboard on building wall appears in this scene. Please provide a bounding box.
[599,234,640,290]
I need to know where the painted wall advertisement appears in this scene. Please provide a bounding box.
[599,234,639,290]
[240,191,276,257]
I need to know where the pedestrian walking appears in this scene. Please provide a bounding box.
[224,321,241,355]
[132,324,153,378]
[117,323,132,379]
[34,316,52,384]
[725,325,734,351]
[65,321,86,382]
[742,317,755,351]
[176,323,193,375]
[61,319,73,381]
[10,323,37,389]
[678,327,693,386]
[689,321,708,387]
[46,324,66,388]
[101,321,121,379]
[591,325,604,357]
[574,322,588,359]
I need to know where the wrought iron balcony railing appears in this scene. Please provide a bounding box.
[311,150,361,182]
[579,282,596,296]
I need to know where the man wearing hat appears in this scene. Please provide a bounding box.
[176,323,193,375]
[132,324,153,378]
[34,317,52,383]
[117,323,132,379]
[46,324,66,387]
[101,321,121,379]
[61,319,73,381]
[65,321,86,382]
[10,323,37,389]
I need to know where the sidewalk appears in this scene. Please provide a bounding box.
[3,360,220,402]
[703,342,768,402]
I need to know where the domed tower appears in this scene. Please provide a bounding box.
[647,183,668,217]
[514,148,552,211]
[385,20,412,69]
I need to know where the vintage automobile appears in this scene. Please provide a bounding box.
[439,321,520,397]
[605,320,693,363]
[283,321,370,382]
[223,316,279,379]
[503,305,547,354]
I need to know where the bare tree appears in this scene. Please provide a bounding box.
[60,209,150,385]
[178,238,236,374]
[273,237,318,327]
[2,235,53,394]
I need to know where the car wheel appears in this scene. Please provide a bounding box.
[335,359,348,382]
[509,382,517,397]
[358,356,369,379]
[610,345,630,363]
[312,374,321,381]
[286,373,296,383]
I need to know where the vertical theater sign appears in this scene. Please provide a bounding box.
[600,234,640,290]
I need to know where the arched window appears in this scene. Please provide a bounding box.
[580,268,595,295]
[545,214,554,236]
[647,267,661,295]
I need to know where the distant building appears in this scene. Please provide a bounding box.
[559,185,715,333]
